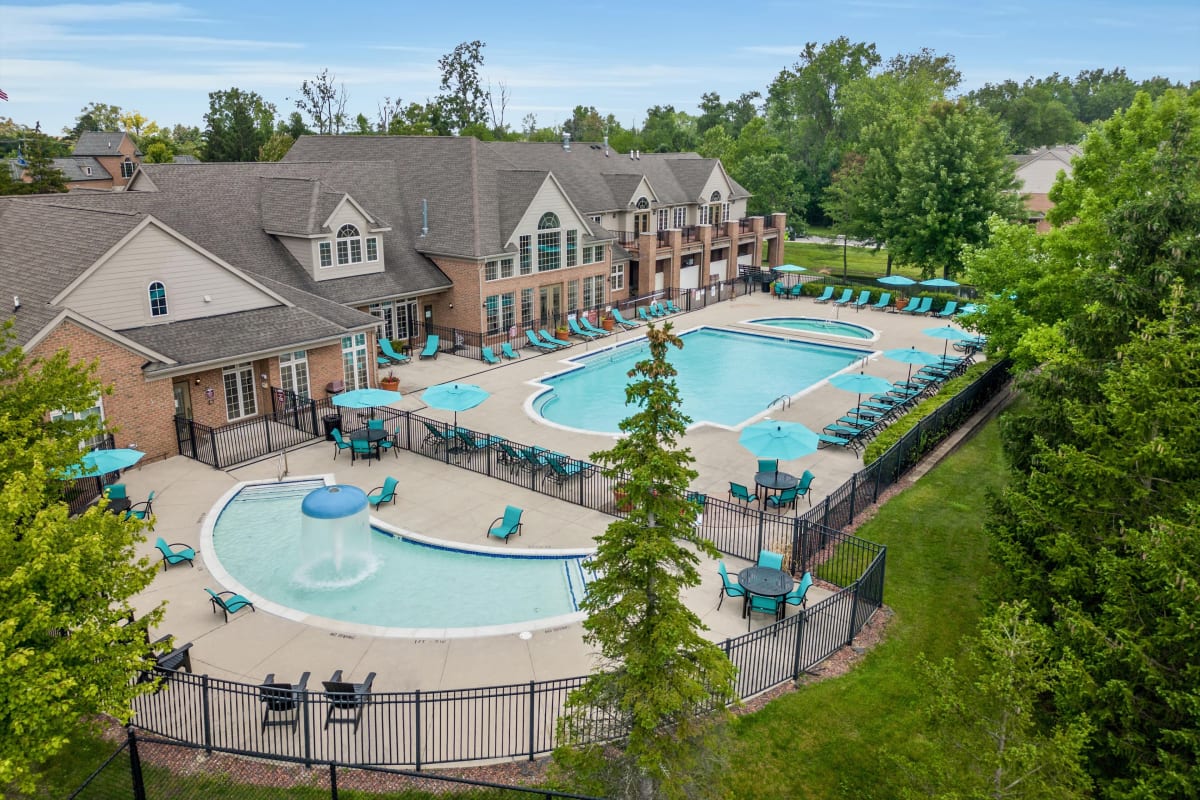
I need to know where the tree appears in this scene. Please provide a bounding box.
[64,102,122,137]
[887,100,1021,279]
[554,324,736,800]
[563,105,605,143]
[277,112,311,140]
[435,40,490,135]
[294,69,349,135]
[0,324,162,790]
[19,134,68,194]
[117,111,157,140]
[203,88,276,162]
[258,132,294,162]
[141,141,173,163]
[639,105,697,152]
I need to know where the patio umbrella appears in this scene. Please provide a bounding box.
[829,372,895,410]
[421,382,490,428]
[775,264,807,274]
[738,420,819,480]
[882,346,942,384]
[919,277,960,288]
[877,275,916,287]
[923,324,972,358]
[70,447,145,478]
[332,387,404,409]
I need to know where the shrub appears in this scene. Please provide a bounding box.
[863,362,991,464]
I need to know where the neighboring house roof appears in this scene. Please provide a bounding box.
[6,157,112,183]
[72,131,141,157]
[171,154,200,164]
[1012,145,1082,195]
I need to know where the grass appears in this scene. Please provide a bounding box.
[782,240,924,281]
[719,419,1007,800]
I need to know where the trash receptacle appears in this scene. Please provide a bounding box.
[323,413,343,442]
[761,272,773,292]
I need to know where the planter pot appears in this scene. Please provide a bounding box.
[380,377,400,392]
[602,316,615,331]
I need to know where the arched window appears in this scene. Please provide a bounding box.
[336,224,363,265]
[536,213,561,271]
[148,281,168,317]
[710,191,722,202]
[635,197,650,210]
[537,213,560,230]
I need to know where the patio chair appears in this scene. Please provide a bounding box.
[764,485,801,514]
[851,290,872,309]
[756,459,779,475]
[260,672,310,732]
[870,292,892,311]
[124,490,156,529]
[539,328,571,347]
[831,288,854,306]
[812,286,835,303]
[905,296,933,315]
[774,282,788,298]
[501,341,521,359]
[580,316,609,336]
[525,329,558,350]
[367,476,399,509]
[421,420,458,454]
[322,670,376,732]
[717,561,744,610]
[379,338,411,364]
[757,549,784,570]
[376,355,391,368]
[331,428,352,459]
[543,453,590,487]
[665,299,682,314]
[487,505,524,542]
[104,483,127,500]
[496,440,531,473]
[896,296,921,314]
[137,633,193,686]
[154,536,195,571]
[349,438,373,465]
[638,306,653,322]
[818,431,859,451]
[455,428,501,455]
[935,300,958,318]
[419,335,440,360]
[481,346,502,364]
[748,594,783,629]
[567,316,599,339]
[784,572,814,611]
[611,308,637,329]
[728,482,759,508]
[795,470,816,506]
[790,283,805,299]
[205,588,255,622]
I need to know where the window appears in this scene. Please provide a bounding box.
[521,287,534,323]
[485,295,499,332]
[370,299,416,342]
[673,206,686,227]
[519,235,532,274]
[584,274,605,308]
[336,224,364,265]
[635,197,649,210]
[484,292,516,334]
[368,301,394,341]
[595,244,605,263]
[147,281,168,317]
[656,208,670,230]
[610,262,625,291]
[537,213,561,272]
[222,362,257,421]
[318,241,333,267]
[51,398,107,450]
[582,275,594,309]
[501,292,515,331]
[566,230,578,267]
[567,279,579,311]
[500,257,513,278]
[485,260,498,281]
[722,202,731,225]
[366,237,379,262]
[590,215,601,223]
[341,333,369,390]
[699,205,712,225]
[710,191,722,202]
[121,159,135,179]
[581,245,595,265]
[279,351,310,401]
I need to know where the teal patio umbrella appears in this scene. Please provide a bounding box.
[332,387,404,409]
[738,420,819,480]
[923,324,972,358]
[421,382,490,428]
[919,277,959,288]
[877,275,915,287]
[883,347,942,384]
[829,372,895,409]
[69,447,144,478]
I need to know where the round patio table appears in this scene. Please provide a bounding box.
[349,428,389,462]
[738,566,794,626]
[755,470,798,507]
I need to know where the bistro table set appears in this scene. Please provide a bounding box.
[719,549,814,631]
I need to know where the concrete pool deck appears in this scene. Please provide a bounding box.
[124,290,977,692]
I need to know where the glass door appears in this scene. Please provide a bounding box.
[539,284,562,326]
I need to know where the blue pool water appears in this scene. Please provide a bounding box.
[749,317,875,339]
[533,327,870,434]
[210,480,590,632]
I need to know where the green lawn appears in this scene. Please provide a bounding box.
[782,240,924,281]
[718,420,1006,800]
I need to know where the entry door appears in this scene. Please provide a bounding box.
[634,212,650,234]
[539,285,562,325]
[172,380,193,419]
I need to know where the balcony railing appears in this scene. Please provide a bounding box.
[680,225,701,244]
[614,229,641,251]
[739,217,753,233]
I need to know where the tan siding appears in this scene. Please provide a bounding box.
[64,226,281,329]
[312,204,386,282]
[699,169,731,204]
[277,236,315,274]
[505,179,587,250]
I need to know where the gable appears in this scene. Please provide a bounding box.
[504,176,591,250]
[697,166,734,206]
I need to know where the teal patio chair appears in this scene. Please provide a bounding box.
[831,288,854,306]
[774,282,788,298]
[104,483,127,501]
[124,490,156,529]
[419,335,440,359]
[539,328,571,347]
[543,453,590,487]
[350,437,373,465]
[665,299,682,313]
[501,341,521,359]
[757,549,784,570]
[851,289,872,309]
[903,296,932,315]
[525,329,558,350]
[154,537,195,570]
[717,561,745,610]
[368,476,399,509]
[790,283,805,299]
[481,346,502,364]
[487,505,524,542]
[935,300,958,318]
[580,316,609,336]
[756,459,779,475]
[379,338,411,364]
[812,286,835,303]
[496,440,531,473]
[785,572,814,611]
[611,308,637,328]
[367,418,385,430]
[323,670,376,732]
[795,469,816,506]
[455,428,501,455]
[764,485,800,514]
[870,292,892,311]
[331,428,352,459]
[897,296,921,313]
[728,482,759,508]
[567,316,598,339]
[421,420,458,453]
[205,588,255,622]
[748,594,782,629]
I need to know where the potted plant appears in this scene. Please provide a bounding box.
[380,374,400,392]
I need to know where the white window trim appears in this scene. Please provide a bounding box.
[147,280,168,318]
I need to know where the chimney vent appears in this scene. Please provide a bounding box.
[13,295,20,311]
[562,131,571,151]
[421,199,429,237]
[603,135,609,157]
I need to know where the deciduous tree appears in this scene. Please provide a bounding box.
[435,40,490,135]
[203,88,276,162]
[294,69,349,135]
[64,102,122,137]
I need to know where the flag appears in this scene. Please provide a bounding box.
[0,89,8,101]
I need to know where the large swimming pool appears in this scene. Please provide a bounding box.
[530,326,871,434]
[202,478,592,638]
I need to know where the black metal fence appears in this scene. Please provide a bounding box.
[62,433,118,517]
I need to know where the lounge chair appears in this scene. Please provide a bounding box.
[717,561,744,610]
[728,482,759,508]
[831,288,854,306]
[896,296,921,314]
[665,299,682,314]
[376,355,391,368]
[260,672,310,732]
[487,505,524,542]
[611,308,637,329]
[331,428,351,459]
[784,572,814,611]
[543,453,590,486]
[496,441,531,473]
[818,431,858,451]
[421,420,458,453]
[638,306,653,322]
[323,670,376,732]
[124,490,156,529]
[812,286,835,303]
[501,341,521,359]
[567,316,599,339]
[904,296,933,315]
[368,476,398,509]
[154,537,195,571]
[419,335,439,359]
[764,485,800,514]
[869,292,892,311]
[481,346,502,364]
[795,469,816,507]
[580,316,609,336]
[379,338,411,365]
[539,328,571,347]
[525,329,558,350]
[935,300,958,318]
[455,428,501,456]
[205,588,255,622]
[850,290,872,309]
[757,550,784,570]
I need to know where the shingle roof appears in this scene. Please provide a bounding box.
[72,131,138,157]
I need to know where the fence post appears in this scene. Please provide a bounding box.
[846,582,860,646]
[848,473,857,518]
[790,516,802,574]
[414,689,422,771]
[821,494,831,529]
[755,509,765,559]
[188,418,198,461]
[791,612,806,682]
[201,673,213,754]
[528,680,537,761]
[303,687,312,767]
[329,763,339,800]
[126,726,147,800]
[263,415,272,452]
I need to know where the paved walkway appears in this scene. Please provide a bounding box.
[124,289,974,692]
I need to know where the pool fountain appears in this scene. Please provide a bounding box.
[294,485,380,590]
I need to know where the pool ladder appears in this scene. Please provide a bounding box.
[768,395,792,412]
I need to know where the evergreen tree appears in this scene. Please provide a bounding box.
[20,135,68,194]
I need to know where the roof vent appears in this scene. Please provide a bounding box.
[562,131,571,151]
[604,135,609,157]
[635,150,640,160]
[13,296,20,311]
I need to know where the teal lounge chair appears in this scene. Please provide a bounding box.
[496,441,532,473]
[812,286,835,303]
[728,482,759,508]
[612,308,637,328]
[870,292,892,311]
[831,288,854,306]
[784,572,814,610]
[455,428,501,455]
[543,454,589,486]
[638,306,653,322]
[422,420,458,453]
[124,490,156,529]
[902,296,931,315]
[379,338,410,364]
[580,316,608,336]
[717,561,744,610]
[154,537,195,570]
[567,316,598,339]
[419,335,439,359]
[487,505,524,542]
[851,290,871,309]
[377,355,391,368]
[539,328,571,347]
[935,300,958,318]
[367,477,398,508]
[897,296,921,313]
[205,588,255,622]
[501,341,521,359]
[481,346,502,364]
[525,329,558,350]
[665,299,681,313]
[757,549,784,570]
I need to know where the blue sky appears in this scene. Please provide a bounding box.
[1,0,1197,136]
